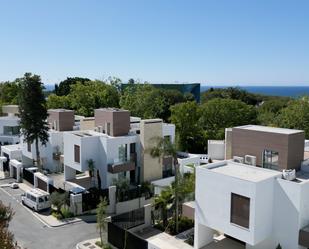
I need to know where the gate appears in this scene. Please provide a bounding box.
[2,153,9,172]
[37,177,47,191]
[107,222,148,249]
[23,168,34,185]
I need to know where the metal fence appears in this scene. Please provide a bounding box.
[111,207,145,229]
[116,185,153,203]
[82,187,109,212]
[108,222,148,249]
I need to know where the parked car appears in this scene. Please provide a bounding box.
[10,182,19,189]
[21,188,51,211]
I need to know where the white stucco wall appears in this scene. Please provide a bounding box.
[207,140,225,160]
[195,166,276,246]
[162,123,175,143]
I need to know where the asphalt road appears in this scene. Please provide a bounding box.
[0,182,98,249]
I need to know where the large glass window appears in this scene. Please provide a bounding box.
[118,144,128,163]
[230,193,250,229]
[3,126,20,135]
[263,149,279,170]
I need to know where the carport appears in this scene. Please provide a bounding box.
[34,172,54,192]
[9,159,22,182]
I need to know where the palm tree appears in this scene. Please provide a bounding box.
[148,137,180,233]
[154,187,173,228]
[97,197,108,247]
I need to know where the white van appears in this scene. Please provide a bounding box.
[21,188,51,211]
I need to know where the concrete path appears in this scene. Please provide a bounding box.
[76,238,101,249]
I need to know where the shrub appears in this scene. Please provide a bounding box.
[168,216,194,235]
[61,207,74,219]
[95,241,112,249]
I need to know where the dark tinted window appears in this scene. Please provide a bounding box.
[231,193,250,229]
[74,145,80,163]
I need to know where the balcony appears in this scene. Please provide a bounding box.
[108,160,135,174]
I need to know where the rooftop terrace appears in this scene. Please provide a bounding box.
[205,161,282,182]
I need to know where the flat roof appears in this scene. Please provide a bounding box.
[1,144,22,152]
[234,125,304,135]
[207,161,281,182]
[96,107,129,112]
[48,109,73,112]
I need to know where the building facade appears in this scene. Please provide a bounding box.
[195,125,309,249]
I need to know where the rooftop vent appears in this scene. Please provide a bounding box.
[282,169,296,181]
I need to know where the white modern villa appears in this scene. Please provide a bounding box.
[63,108,176,188]
[195,125,309,249]
[0,107,176,191]
[0,105,20,145]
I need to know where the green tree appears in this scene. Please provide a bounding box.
[257,98,291,125]
[177,172,195,205]
[200,98,257,140]
[106,76,122,92]
[201,87,261,106]
[275,97,309,138]
[149,137,180,233]
[18,73,49,171]
[69,81,119,116]
[276,244,282,249]
[96,198,108,247]
[50,192,69,218]
[120,84,165,119]
[170,101,205,153]
[0,81,20,105]
[55,77,90,96]
[0,201,20,249]
[160,89,188,122]
[47,94,71,109]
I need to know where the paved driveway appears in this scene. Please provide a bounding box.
[0,179,99,249]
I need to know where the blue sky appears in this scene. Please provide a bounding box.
[0,0,309,86]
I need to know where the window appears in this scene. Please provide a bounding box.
[230,193,250,229]
[74,145,80,163]
[263,149,279,170]
[27,142,31,152]
[3,126,20,135]
[30,195,36,202]
[130,143,136,154]
[118,144,127,162]
[39,197,44,203]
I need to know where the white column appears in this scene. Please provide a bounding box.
[194,221,214,249]
[64,165,76,180]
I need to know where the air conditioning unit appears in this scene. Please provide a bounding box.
[245,155,256,166]
[282,169,296,181]
[233,156,244,164]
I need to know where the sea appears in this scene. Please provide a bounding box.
[200,86,309,98]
